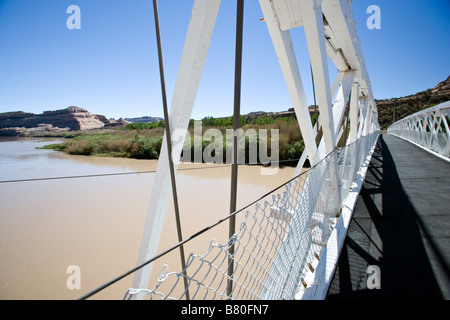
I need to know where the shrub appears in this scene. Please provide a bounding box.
[287,141,304,160]
[134,136,163,159]
[255,117,274,126]
[122,121,165,130]
[65,140,95,155]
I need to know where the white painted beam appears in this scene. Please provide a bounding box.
[332,70,355,137]
[132,0,221,297]
[300,0,336,155]
[331,71,345,102]
[363,102,373,136]
[357,98,368,139]
[322,0,375,105]
[271,0,303,31]
[348,82,360,144]
[259,0,317,166]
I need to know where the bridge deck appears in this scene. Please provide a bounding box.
[327,134,450,299]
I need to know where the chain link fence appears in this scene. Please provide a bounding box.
[123,131,379,300]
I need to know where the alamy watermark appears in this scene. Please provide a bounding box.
[367,5,381,30]
[66,4,381,31]
[66,5,81,30]
[66,265,81,290]
[366,265,381,289]
[172,121,280,175]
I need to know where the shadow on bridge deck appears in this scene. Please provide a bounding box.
[327,134,450,300]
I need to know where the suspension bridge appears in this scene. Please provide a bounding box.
[79,0,450,300]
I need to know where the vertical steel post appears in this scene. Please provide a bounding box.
[152,0,190,300]
[228,0,244,299]
[310,62,316,107]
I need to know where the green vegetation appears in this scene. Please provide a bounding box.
[197,116,246,127]
[41,113,309,165]
[121,120,165,130]
[43,131,163,159]
[35,76,450,164]
[38,143,66,151]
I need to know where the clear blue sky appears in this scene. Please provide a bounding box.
[0,0,449,120]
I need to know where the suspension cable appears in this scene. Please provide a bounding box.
[77,159,317,300]
[228,0,245,298]
[76,149,349,300]
[151,0,190,300]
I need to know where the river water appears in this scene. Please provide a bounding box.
[0,137,296,300]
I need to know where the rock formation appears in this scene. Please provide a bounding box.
[0,106,129,136]
[95,114,130,128]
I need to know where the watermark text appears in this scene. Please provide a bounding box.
[66,5,81,30]
[366,5,381,30]
[66,265,81,290]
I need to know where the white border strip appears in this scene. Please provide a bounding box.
[296,134,379,300]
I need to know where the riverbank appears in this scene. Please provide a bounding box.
[38,118,307,165]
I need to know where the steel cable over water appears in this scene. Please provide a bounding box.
[78,130,379,300]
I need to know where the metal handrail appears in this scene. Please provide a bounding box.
[387,101,450,159]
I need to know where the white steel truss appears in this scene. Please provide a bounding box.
[132,0,380,299]
[260,0,378,171]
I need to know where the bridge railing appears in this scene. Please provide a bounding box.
[77,0,381,300]
[122,130,379,300]
[387,101,450,159]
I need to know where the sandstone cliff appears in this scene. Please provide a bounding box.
[0,106,129,136]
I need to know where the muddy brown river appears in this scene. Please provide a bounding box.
[0,137,297,299]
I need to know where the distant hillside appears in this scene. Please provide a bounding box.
[203,76,450,130]
[200,106,319,126]
[124,116,163,123]
[376,76,450,130]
